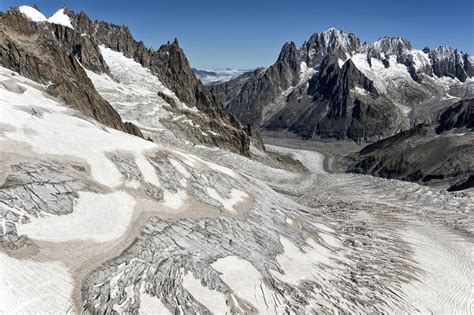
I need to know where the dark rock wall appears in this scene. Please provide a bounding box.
[0,9,143,137]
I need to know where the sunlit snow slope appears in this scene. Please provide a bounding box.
[1,64,473,314]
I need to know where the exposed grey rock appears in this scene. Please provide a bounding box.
[347,99,474,189]
[213,29,363,128]
[436,98,474,133]
[162,109,251,156]
[210,68,266,108]
[430,46,473,82]
[245,123,266,152]
[50,22,110,75]
[0,8,143,137]
[264,56,398,142]
[300,28,361,67]
[66,10,251,156]
[212,28,473,143]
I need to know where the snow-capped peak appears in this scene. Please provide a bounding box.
[369,37,412,56]
[18,5,47,22]
[318,28,357,49]
[18,6,74,29]
[302,28,360,62]
[48,8,74,29]
[431,45,457,59]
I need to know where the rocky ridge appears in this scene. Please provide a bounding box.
[212,28,474,142]
[65,9,251,156]
[0,7,142,137]
[347,99,474,189]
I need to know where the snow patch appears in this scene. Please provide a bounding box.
[271,236,333,285]
[139,290,171,315]
[352,86,369,95]
[17,191,137,242]
[0,66,160,188]
[338,58,345,68]
[18,5,47,22]
[48,8,74,28]
[412,50,431,71]
[212,256,283,313]
[0,252,73,313]
[182,272,228,313]
[162,190,187,210]
[299,61,317,82]
[351,53,418,95]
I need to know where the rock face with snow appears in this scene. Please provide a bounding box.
[213,41,303,126]
[0,7,142,136]
[347,99,474,189]
[1,7,473,315]
[64,9,251,156]
[264,57,398,141]
[1,6,251,156]
[212,28,474,142]
[1,64,473,313]
[300,28,361,67]
[429,46,474,82]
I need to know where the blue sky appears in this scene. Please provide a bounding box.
[1,0,473,69]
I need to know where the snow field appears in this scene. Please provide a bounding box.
[19,6,74,28]
[0,252,73,314]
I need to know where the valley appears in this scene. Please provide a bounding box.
[0,4,472,314]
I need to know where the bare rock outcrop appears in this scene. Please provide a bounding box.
[67,10,251,156]
[0,8,143,137]
[212,29,473,143]
[347,99,474,190]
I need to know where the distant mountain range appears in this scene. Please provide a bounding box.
[208,28,473,189]
[192,68,253,85]
[211,28,473,143]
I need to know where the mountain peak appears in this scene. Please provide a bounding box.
[16,5,74,28]
[18,5,47,22]
[277,41,298,62]
[301,28,360,67]
[321,27,347,35]
[48,7,74,28]
[371,36,412,54]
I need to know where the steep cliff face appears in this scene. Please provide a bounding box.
[212,28,474,143]
[210,68,266,107]
[435,98,474,133]
[300,28,361,67]
[66,9,251,156]
[148,39,227,118]
[347,99,474,189]
[264,56,397,142]
[0,8,142,137]
[212,42,302,126]
[429,46,473,82]
[212,29,363,128]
